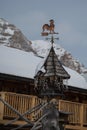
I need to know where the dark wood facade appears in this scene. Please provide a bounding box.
[0,73,34,95]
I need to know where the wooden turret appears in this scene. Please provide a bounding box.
[34,44,70,98]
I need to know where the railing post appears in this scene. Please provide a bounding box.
[58,100,61,111]
[30,96,36,121]
[0,92,5,120]
[80,104,84,127]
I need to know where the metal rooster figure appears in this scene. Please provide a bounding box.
[41,19,59,37]
[42,19,55,34]
[0,20,71,130]
[41,19,59,44]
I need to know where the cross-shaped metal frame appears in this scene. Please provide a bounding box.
[0,96,53,130]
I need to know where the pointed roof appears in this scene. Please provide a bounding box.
[35,45,70,79]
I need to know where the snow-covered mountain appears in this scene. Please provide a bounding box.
[31,40,87,74]
[0,18,35,53]
[0,18,87,74]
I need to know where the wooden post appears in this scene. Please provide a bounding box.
[0,92,5,120]
[30,96,36,121]
[80,104,84,127]
[58,100,61,111]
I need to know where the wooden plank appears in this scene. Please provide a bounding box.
[0,119,27,126]
[0,92,5,120]
[65,125,87,130]
[80,104,84,127]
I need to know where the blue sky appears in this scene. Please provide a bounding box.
[0,0,87,67]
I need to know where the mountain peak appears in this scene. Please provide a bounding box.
[0,18,35,53]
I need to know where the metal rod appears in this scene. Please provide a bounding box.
[33,124,42,130]
[31,112,50,130]
[11,123,33,130]
[12,102,49,130]
[33,101,49,118]
[5,102,43,126]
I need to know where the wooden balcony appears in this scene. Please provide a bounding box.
[0,92,87,130]
[0,92,42,125]
[59,100,87,130]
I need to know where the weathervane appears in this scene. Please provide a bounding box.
[41,19,59,44]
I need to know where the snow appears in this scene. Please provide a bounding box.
[0,45,41,79]
[0,18,8,26]
[64,66,87,89]
[0,44,87,89]
[31,40,65,58]
[5,27,14,35]
[82,73,87,82]
[32,40,52,57]
[35,58,46,76]
[0,35,11,45]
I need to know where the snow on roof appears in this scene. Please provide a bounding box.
[0,45,41,79]
[0,45,87,89]
[64,66,87,89]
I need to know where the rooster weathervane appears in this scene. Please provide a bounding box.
[41,19,59,44]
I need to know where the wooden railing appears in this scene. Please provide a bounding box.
[83,104,87,125]
[59,100,87,126]
[0,92,42,121]
[0,92,87,126]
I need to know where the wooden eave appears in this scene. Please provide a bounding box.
[0,73,33,83]
[67,85,87,95]
[0,73,86,95]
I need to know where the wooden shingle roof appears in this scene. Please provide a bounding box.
[42,46,70,79]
